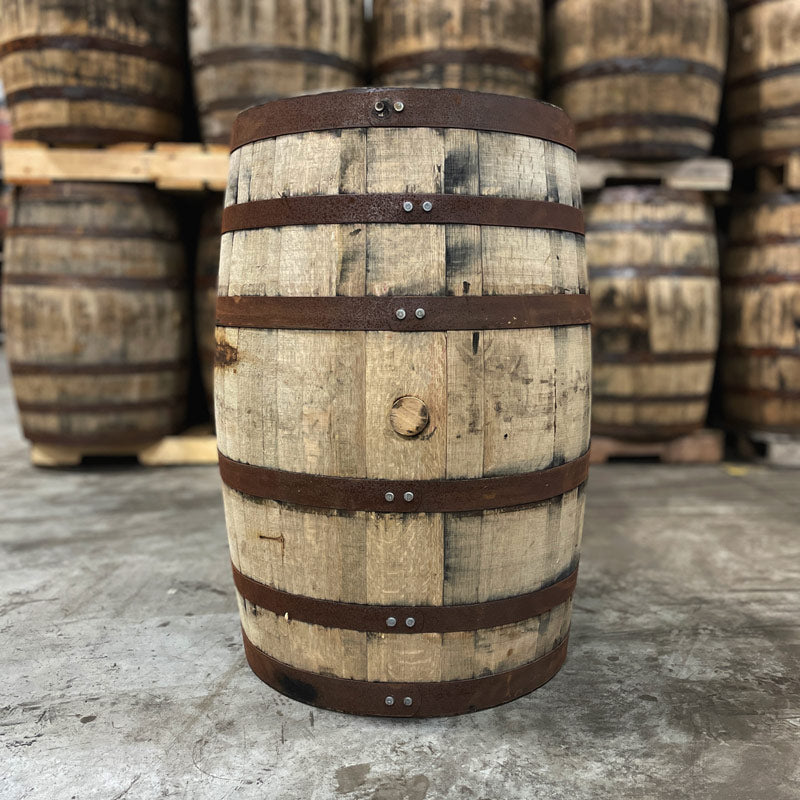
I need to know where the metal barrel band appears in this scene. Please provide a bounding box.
[221,195,584,234]
[16,396,186,415]
[6,226,181,242]
[3,274,186,291]
[241,628,569,717]
[722,386,800,400]
[22,426,179,447]
[579,142,710,160]
[593,393,711,404]
[723,274,800,285]
[0,34,183,68]
[575,113,716,134]
[588,265,718,279]
[550,57,723,88]
[230,87,576,152]
[592,351,717,364]
[587,221,715,234]
[5,85,178,113]
[8,127,164,145]
[8,359,188,376]
[728,235,800,247]
[191,45,362,73]
[232,564,577,634]
[728,62,800,90]
[591,423,704,439]
[215,294,591,332]
[721,346,800,358]
[218,450,590,513]
[728,102,800,126]
[373,48,542,76]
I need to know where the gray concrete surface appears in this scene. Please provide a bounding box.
[1,350,798,800]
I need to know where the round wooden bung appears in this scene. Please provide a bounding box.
[389,396,429,438]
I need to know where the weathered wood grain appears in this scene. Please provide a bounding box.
[217,99,589,695]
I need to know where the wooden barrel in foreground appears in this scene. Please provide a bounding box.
[371,0,543,98]
[727,0,800,166]
[0,0,183,144]
[195,195,223,407]
[588,186,720,440]
[1,183,189,449]
[216,88,590,717]
[189,0,365,143]
[722,195,800,432]
[547,0,727,159]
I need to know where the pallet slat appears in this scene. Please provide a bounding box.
[1,141,229,191]
[590,429,724,464]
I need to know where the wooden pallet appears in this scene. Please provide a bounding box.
[752,151,800,192]
[590,428,724,464]
[579,156,732,192]
[733,431,800,468]
[30,425,218,468]
[1,140,228,191]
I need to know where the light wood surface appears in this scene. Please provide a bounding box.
[189,0,365,143]
[722,195,800,433]
[0,0,183,144]
[547,0,728,159]
[371,0,543,98]
[217,114,589,685]
[587,186,720,440]
[2,182,189,447]
[728,0,800,166]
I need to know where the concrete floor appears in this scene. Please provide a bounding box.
[1,351,798,800]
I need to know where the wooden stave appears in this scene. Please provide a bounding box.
[188,0,366,144]
[215,90,589,714]
[1,182,190,446]
[546,0,728,159]
[587,186,721,440]
[722,195,800,432]
[0,1,184,144]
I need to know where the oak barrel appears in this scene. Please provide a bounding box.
[1,183,189,448]
[371,0,543,98]
[587,186,720,440]
[547,0,728,159]
[216,88,590,717]
[727,0,800,166]
[195,195,223,407]
[722,195,800,432]
[0,0,183,144]
[188,0,365,144]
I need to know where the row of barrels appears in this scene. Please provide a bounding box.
[0,0,798,163]
[4,179,789,451]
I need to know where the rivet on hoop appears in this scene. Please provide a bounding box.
[414,308,426,319]
[405,617,416,628]
[403,201,413,212]
[395,308,407,320]
[422,201,433,212]
[386,616,397,627]
[385,491,395,502]
[374,101,385,113]
[403,491,414,502]
[393,101,405,112]
[385,696,395,706]
[403,697,413,706]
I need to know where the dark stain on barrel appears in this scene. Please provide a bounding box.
[278,673,318,704]
[215,340,239,367]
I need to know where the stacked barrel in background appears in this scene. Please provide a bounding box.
[189,0,366,406]
[724,0,800,437]
[0,78,11,329]
[547,0,728,441]
[0,0,189,450]
[370,0,543,98]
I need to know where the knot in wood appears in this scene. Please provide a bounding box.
[389,396,430,438]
